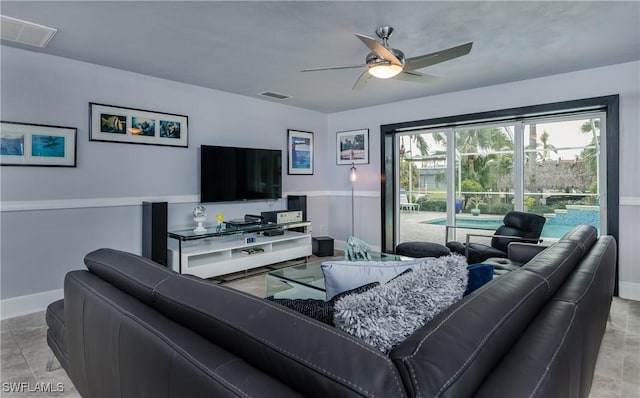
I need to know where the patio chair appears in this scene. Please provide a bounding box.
[400,191,419,212]
[445,211,546,264]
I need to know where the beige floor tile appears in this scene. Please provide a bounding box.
[590,374,621,398]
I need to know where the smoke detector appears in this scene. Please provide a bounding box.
[1,15,57,48]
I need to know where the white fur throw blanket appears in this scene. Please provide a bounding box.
[333,254,468,353]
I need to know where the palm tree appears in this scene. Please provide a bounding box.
[455,128,513,179]
[539,130,557,161]
[580,119,600,174]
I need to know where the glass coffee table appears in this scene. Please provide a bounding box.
[265,252,410,300]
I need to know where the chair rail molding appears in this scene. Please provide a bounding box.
[0,195,200,212]
[620,196,640,206]
[0,191,382,212]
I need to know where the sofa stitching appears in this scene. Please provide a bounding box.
[151,275,173,293]
[70,274,252,398]
[180,276,392,358]
[535,244,582,281]
[432,278,548,397]
[429,242,586,395]
[399,272,546,397]
[160,295,376,397]
[48,306,65,329]
[529,305,578,398]
[552,242,609,304]
[86,250,173,294]
[159,285,403,398]
[84,252,405,396]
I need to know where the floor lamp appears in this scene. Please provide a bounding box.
[350,162,357,236]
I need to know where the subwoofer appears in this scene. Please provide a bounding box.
[142,201,168,266]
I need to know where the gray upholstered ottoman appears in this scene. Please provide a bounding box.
[395,242,451,258]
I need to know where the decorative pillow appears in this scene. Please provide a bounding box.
[321,258,433,300]
[344,236,372,261]
[464,263,494,296]
[267,282,380,325]
[333,254,468,353]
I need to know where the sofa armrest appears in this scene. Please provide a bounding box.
[507,242,548,264]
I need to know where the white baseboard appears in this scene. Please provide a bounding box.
[618,281,640,302]
[0,289,63,320]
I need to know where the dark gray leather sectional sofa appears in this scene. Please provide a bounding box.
[46,225,616,397]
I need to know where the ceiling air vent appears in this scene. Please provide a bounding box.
[1,15,57,48]
[259,91,292,100]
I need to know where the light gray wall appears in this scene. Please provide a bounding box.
[327,60,640,299]
[0,46,329,299]
[2,44,638,302]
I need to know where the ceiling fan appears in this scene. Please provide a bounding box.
[301,26,473,89]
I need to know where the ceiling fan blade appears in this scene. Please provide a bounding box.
[404,42,473,71]
[354,33,402,66]
[301,64,366,72]
[393,70,440,84]
[352,70,371,90]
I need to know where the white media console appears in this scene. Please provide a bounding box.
[168,221,312,279]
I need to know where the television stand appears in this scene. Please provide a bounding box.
[168,221,312,279]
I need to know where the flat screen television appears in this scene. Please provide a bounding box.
[200,145,282,203]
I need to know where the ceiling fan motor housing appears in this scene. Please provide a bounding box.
[366,48,405,66]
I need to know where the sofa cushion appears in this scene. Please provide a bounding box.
[558,224,598,255]
[84,248,175,306]
[152,274,408,397]
[46,299,68,371]
[81,248,407,397]
[321,257,433,300]
[389,269,552,398]
[333,254,468,353]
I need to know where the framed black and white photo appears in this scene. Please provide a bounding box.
[337,128,369,165]
[89,103,188,147]
[0,121,77,167]
[287,129,313,175]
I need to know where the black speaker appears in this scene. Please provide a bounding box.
[142,201,168,266]
[287,195,307,233]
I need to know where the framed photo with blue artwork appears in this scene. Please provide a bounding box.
[0,121,77,167]
[89,103,188,148]
[287,129,313,175]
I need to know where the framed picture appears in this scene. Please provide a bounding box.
[1,121,77,167]
[337,128,369,165]
[287,129,313,175]
[89,103,188,148]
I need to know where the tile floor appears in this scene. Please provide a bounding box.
[1,271,639,398]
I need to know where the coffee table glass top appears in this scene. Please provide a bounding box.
[265,252,408,300]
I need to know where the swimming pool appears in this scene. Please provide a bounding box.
[423,217,576,239]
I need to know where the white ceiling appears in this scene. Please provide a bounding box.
[2,1,639,113]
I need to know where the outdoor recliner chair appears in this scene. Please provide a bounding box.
[445,211,547,264]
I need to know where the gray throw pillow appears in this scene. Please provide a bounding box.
[333,254,468,353]
[321,258,433,300]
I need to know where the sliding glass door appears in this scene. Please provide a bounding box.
[523,114,604,239]
[396,130,449,244]
[390,110,607,248]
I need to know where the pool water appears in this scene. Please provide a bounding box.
[424,217,579,239]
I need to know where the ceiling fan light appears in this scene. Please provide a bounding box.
[368,64,402,79]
